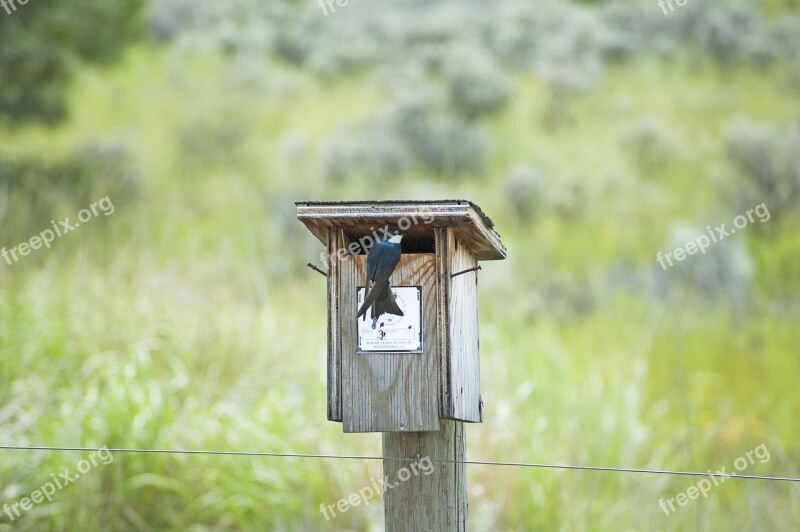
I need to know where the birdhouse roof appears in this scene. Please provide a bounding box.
[296,199,506,260]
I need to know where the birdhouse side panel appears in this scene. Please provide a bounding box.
[447,231,481,422]
[435,227,481,422]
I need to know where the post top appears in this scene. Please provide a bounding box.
[296,199,506,260]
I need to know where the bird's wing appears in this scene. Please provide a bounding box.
[366,249,379,284]
[357,243,402,319]
[357,279,389,319]
[376,244,402,282]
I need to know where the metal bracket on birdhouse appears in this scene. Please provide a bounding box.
[307,263,328,277]
[451,265,481,278]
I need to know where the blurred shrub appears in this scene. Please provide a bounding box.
[530,272,597,319]
[536,10,608,94]
[769,16,800,79]
[0,0,145,123]
[392,99,486,176]
[603,1,784,67]
[320,128,367,184]
[274,24,314,66]
[692,5,776,66]
[661,223,753,309]
[725,118,800,222]
[149,0,800,105]
[363,122,415,180]
[503,165,548,225]
[149,0,277,55]
[321,91,486,182]
[444,44,511,120]
[147,0,200,43]
[274,5,392,77]
[0,142,142,242]
[531,7,609,127]
[483,2,543,69]
[321,124,415,185]
[620,117,678,172]
[503,164,588,224]
[602,2,687,61]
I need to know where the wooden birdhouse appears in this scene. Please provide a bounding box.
[297,200,506,433]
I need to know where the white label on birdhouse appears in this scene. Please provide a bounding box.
[356,285,423,353]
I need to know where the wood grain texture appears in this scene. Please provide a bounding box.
[342,254,440,433]
[326,228,346,422]
[382,421,467,531]
[297,200,506,261]
[436,228,482,422]
[447,229,482,422]
[434,227,452,418]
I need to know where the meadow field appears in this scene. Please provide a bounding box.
[1,0,799,529]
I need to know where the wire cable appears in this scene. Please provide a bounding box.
[1,445,798,483]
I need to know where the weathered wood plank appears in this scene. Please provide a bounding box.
[447,228,482,422]
[435,228,482,422]
[382,421,467,531]
[342,254,440,433]
[326,227,345,422]
[435,227,452,418]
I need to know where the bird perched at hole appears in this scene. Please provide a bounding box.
[357,230,404,327]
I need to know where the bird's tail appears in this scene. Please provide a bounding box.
[357,281,404,320]
[371,284,403,319]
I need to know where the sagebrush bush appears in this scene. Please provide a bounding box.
[390,94,486,176]
[320,127,367,183]
[320,88,486,181]
[620,117,679,171]
[148,0,277,54]
[503,164,548,225]
[502,163,590,224]
[692,5,768,65]
[603,0,785,67]
[725,118,800,222]
[444,44,511,120]
[662,223,754,309]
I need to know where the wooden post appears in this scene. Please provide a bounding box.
[382,421,467,531]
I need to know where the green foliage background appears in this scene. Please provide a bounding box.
[0,0,799,530]
[0,0,144,123]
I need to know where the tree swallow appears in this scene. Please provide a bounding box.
[357,230,404,327]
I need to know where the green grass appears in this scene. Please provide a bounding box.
[1,41,799,530]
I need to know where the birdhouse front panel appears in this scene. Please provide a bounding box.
[340,253,439,433]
